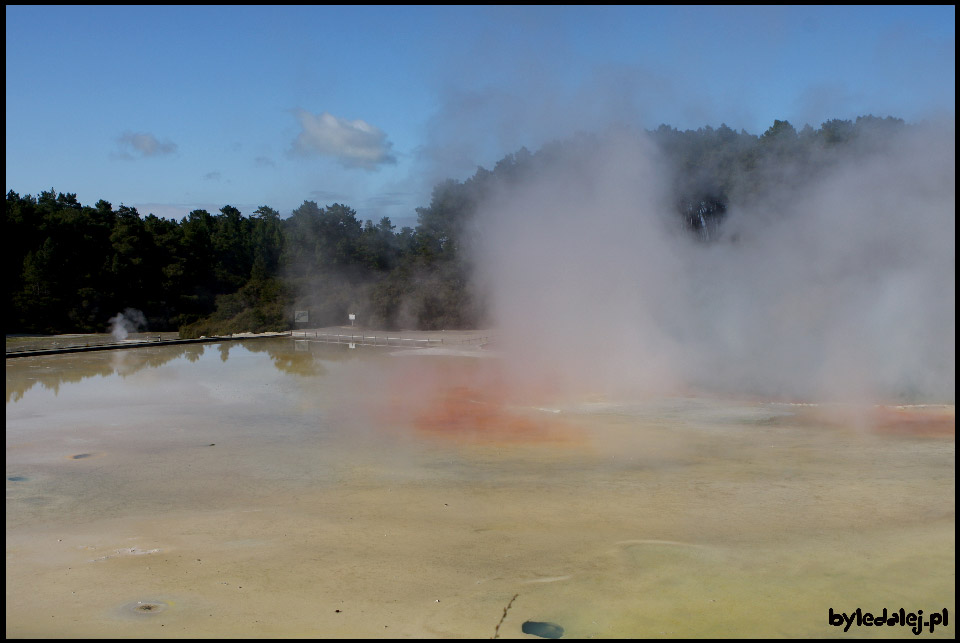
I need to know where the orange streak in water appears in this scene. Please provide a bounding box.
[869,406,955,438]
[380,360,581,445]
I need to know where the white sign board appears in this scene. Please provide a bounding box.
[294,310,309,323]
[348,314,356,321]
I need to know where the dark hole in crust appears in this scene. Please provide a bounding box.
[522,621,564,638]
[124,600,167,616]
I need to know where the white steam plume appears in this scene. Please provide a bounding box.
[109,308,148,342]
[470,120,955,404]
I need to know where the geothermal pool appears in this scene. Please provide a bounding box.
[5,339,955,638]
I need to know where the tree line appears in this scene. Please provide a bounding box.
[5,114,908,337]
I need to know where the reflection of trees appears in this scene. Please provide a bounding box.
[269,352,324,377]
[5,345,207,403]
[6,339,377,403]
[244,338,370,377]
[183,344,204,362]
[242,340,328,377]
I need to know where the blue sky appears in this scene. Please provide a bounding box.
[5,5,955,227]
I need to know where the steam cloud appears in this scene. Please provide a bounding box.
[470,120,955,404]
[109,308,148,342]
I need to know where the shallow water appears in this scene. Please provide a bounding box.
[5,339,955,638]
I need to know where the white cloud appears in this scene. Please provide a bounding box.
[115,131,178,159]
[290,109,396,170]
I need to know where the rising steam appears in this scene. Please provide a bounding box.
[109,308,148,341]
[469,120,955,404]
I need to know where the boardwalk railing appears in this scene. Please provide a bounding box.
[6,333,291,358]
[6,336,167,355]
[291,330,490,348]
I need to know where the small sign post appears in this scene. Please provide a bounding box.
[348,313,356,327]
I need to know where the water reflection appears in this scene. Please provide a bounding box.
[5,339,355,402]
[242,339,336,377]
[6,344,205,403]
